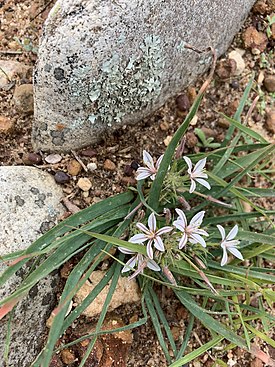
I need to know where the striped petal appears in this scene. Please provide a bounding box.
[122,256,137,273]
[195,178,211,190]
[175,208,187,227]
[195,228,209,236]
[156,226,173,236]
[136,167,152,180]
[147,240,154,259]
[147,259,161,271]
[148,213,156,231]
[194,157,207,173]
[173,220,186,232]
[136,222,150,234]
[190,233,207,247]
[228,247,243,261]
[154,236,165,252]
[178,233,188,249]
[118,246,135,254]
[156,154,164,169]
[227,224,238,241]
[129,233,148,243]
[143,150,155,170]
[217,225,226,241]
[189,179,196,193]
[190,211,205,226]
[183,156,193,173]
[220,246,228,266]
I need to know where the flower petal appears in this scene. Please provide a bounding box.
[189,179,196,193]
[122,256,137,272]
[195,228,209,236]
[193,157,207,173]
[148,213,156,232]
[136,168,152,180]
[143,150,155,170]
[178,233,188,249]
[154,236,165,252]
[129,233,148,243]
[195,172,208,179]
[156,154,164,169]
[150,173,156,181]
[195,178,211,190]
[183,156,193,173]
[156,226,173,236]
[136,222,150,234]
[190,211,205,226]
[175,208,187,227]
[228,247,243,261]
[118,246,135,254]
[226,224,239,241]
[147,240,154,259]
[190,233,207,247]
[217,225,226,241]
[147,259,161,271]
[220,246,228,266]
[173,220,186,232]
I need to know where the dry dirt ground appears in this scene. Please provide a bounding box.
[0,0,274,366]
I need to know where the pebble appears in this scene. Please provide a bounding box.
[13,84,34,114]
[201,127,217,138]
[54,171,70,184]
[226,99,240,116]
[121,177,136,186]
[190,115,198,126]
[164,135,172,146]
[23,153,42,165]
[45,154,62,164]
[176,94,190,112]
[87,162,97,172]
[77,177,92,191]
[67,159,82,176]
[187,86,197,103]
[60,349,75,365]
[185,131,198,148]
[131,161,139,170]
[228,49,246,75]
[0,116,14,135]
[217,117,230,128]
[103,159,116,171]
[0,60,31,89]
[123,164,133,176]
[231,80,239,89]
[216,58,237,79]
[81,148,97,157]
[263,74,275,92]
[242,26,268,53]
[251,357,264,367]
[159,121,169,131]
[265,109,275,134]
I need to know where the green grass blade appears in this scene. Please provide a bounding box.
[175,314,194,360]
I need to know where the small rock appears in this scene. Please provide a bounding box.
[23,153,42,165]
[0,60,31,89]
[176,94,190,112]
[45,153,62,164]
[230,80,239,89]
[124,164,133,176]
[263,75,275,92]
[164,135,172,146]
[49,355,63,367]
[217,117,230,128]
[54,171,70,184]
[242,26,268,53]
[228,50,246,75]
[60,349,75,364]
[121,177,136,186]
[160,121,169,131]
[77,177,92,191]
[252,0,270,14]
[265,109,275,133]
[103,159,116,171]
[190,115,198,126]
[271,23,275,40]
[216,58,237,79]
[171,326,180,341]
[87,162,97,171]
[185,131,198,148]
[131,161,139,170]
[81,148,97,157]
[0,116,14,135]
[226,99,240,116]
[13,84,34,114]
[201,127,217,138]
[74,270,140,317]
[67,159,82,176]
[187,86,197,104]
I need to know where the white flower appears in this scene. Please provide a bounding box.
[136,150,164,181]
[173,209,209,249]
[118,247,160,274]
[183,156,211,193]
[217,224,243,266]
[129,212,173,259]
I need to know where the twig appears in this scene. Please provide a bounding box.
[244,95,259,124]
[71,150,88,172]
[62,197,81,214]
[0,50,22,55]
[30,0,55,21]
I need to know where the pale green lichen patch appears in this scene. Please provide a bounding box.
[69,35,165,128]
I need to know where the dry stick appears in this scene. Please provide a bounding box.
[30,0,55,21]
[0,50,22,55]
[71,150,88,172]
[244,95,259,124]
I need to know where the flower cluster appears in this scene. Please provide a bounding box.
[120,150,243,277]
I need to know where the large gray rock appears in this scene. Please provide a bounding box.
[32,0,255,152]
[0,167,65,367]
